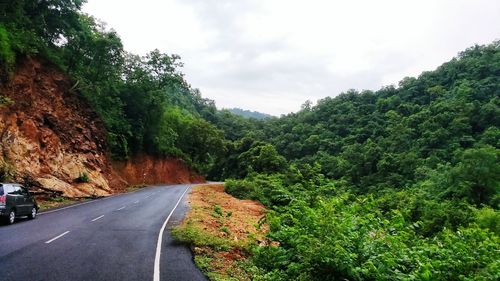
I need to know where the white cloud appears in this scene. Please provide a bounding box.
[83,0,500,115]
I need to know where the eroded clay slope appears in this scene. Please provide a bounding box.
[112,154,204,186]
[0,57,125,197]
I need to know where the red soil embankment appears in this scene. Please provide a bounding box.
[0,57,125,197]
[112,155,204,186]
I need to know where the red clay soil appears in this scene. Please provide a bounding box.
[0,57,126,196]
[112,154,204,185]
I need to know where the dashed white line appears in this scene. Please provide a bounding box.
[117,206,126,210]
[133,200,140,204]
[91,215,104,222]
[153,185,191,281]
[45,231,70,244]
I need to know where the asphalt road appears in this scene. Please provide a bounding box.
[0,184,207,281]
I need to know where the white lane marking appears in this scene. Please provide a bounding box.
[133,200,140,204]
[45,231,70,244]
[91,215,105,222]
[153,186,190,281]
[117,206,126,210]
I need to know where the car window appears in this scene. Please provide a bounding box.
[4,185,14,194]
[0,185,3,196]
[13,185,21,194]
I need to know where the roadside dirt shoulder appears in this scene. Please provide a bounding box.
[173,184,267,280]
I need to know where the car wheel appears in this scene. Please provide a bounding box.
[29,207,37,219]
[7,210,15,224]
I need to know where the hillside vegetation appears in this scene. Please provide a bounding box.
[219,42,500,280]
[1,1,498,280]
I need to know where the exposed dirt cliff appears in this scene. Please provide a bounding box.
[112,155,204,185]
[0,57,202,197]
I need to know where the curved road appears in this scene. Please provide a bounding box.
[0,184,207,281]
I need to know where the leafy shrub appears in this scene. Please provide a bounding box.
[212,204,224,217]
[0,159,15,182]
[252,192,499,280]
[0,95,14,107]
[225,179,257,200]
[76,172,90,183]
[0,25,15,80]
[226,164,500,280]
[410,198,475,236]
[475,207,500,235]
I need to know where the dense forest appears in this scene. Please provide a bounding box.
[220,43,500,279]
[1,1,499,280]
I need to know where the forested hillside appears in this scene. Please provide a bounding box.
[228,108,273,119]
[216,42,500,280]
[1,1,498,280]
[0,1,229,176]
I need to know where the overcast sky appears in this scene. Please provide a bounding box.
[83,0,500,116]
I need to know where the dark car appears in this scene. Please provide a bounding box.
[0,183,38,225]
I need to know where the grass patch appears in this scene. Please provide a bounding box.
[126,184,146,192]
[172,221,232,251]
[36,196,87,211]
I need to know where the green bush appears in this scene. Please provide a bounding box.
[225,179,257,200]
[212,204,224,217]
[0,159,15,182]
[0,25,15,79]
[0,95,13,107]
[76,172,90,183]
[225,165,500,280]
[252,192,499,280]
[475,207,500,235]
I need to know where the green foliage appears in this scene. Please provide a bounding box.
[218,42,500,194]
[225,179,257,200]
[212,139,287,180]
[76,172,90,183]
[226,170,499,280]
[0,0,84,65]
[219,42,500,280]
[0,159,15,182]
[0,95,13,107]
[443,146,499,205]
[172,220,232,251]
[238,144,287,175]
[475,207,500,235]
[0,24,15,79]
[212,204,224,217]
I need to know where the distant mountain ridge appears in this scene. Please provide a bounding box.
[227,108,273,119]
